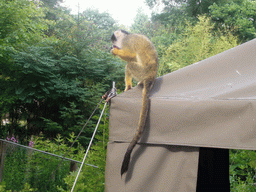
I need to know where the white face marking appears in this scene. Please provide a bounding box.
[112,30,125,49]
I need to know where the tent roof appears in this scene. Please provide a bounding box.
[109,38,256,150]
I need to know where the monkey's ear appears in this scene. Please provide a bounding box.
[120,29,129,35]
[113,29,129,40]
[111,33,117,42]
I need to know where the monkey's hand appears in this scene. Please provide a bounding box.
[110,46,119,56]
[111,47,137,62]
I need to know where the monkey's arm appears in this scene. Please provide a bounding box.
[125,65,132,91]
[111,47,137,62]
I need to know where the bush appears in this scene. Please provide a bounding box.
[230,149,256,191]
[159,15,238,76]
[0,133,85,191]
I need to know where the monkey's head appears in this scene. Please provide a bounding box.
[111,29,129,49]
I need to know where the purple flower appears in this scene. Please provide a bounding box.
[11,137,16,142]
[29,141,34,148]
[6,137,10,141]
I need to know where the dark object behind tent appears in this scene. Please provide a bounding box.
[105,38,256,191]
[196,148,230,191]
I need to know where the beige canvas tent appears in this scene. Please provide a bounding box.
[105,38,256,191]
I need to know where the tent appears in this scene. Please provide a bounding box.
[105,38,256,191]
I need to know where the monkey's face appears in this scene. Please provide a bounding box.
[111,30,129,49]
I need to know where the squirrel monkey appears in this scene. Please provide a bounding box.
[111,30,158,176]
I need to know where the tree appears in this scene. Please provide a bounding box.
[0,0,48,80]
[129,6,185,73]
[81,8,118,49]
[146,0,227,19]
[146,0,256,42]
[0,0,123,142]
[0,0,47,53]
[9,42,123,140]
[0,0,48,136]
[39,0,64,8]
[81,8,116,30]
[131,8,151,34]
[159,16,238,75]
[209,0,256,42]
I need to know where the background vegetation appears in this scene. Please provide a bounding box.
[1,0,256,191]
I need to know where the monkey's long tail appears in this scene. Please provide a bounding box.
[121,80,151,177]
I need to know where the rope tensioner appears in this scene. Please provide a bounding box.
[102,81,117,102]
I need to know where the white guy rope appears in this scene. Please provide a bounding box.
[71,101,107,192]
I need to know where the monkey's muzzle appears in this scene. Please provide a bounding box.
[112,45,120,49]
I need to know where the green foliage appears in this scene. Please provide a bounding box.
[81,8,116,30]
[58,104,109,192]
[80,8,117,50]
[0,0,47,51]
[0,0,47,104]
[147,0,256,42]
[1,0,256,191]
[41,0,64,8]
[150,24,183,60]
[0,0,50,136]
[230,149,256,191]
[12,46,90,102]
[151,6,192,27]
[0,134,85,191]
[209,0,256,42]
[2,146,27,191]
[159,15,238,75]
[2,29,123,137]
[0,0,122,140]
[0,181,11,192]
[185,0,226,17]
[130,9,184,66]
[131,8,151,35]
[147,0,226,24]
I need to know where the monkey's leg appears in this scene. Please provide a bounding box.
[125,66,132,91]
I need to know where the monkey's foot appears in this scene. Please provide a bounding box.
[137,81,143,86]
[124,85,132,91]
